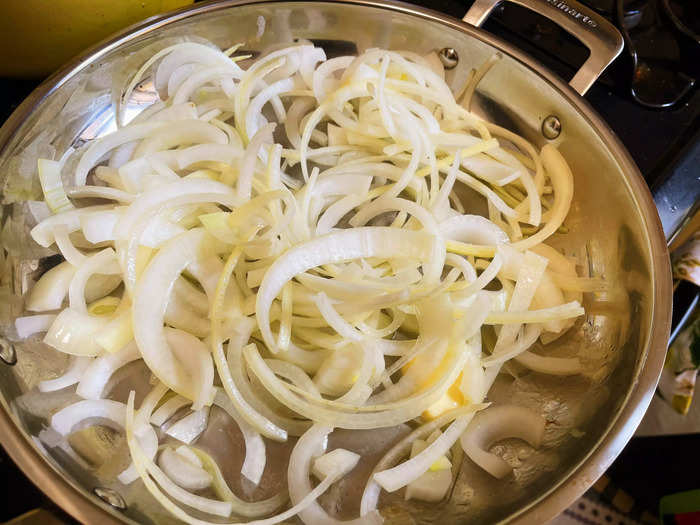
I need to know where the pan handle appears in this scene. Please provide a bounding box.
[463,0,623,96]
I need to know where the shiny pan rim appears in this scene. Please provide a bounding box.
[0,1,672,523]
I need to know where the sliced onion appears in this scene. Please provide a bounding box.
[50,398,158,484]
[127,391,353,525]
[244,343,461,429]
[172,66,242,105]
[312,56,354,102]
[151,395,191,426]
[256,227,439,353]
[165,328,214,410]
[439,214,509,245]
[44,308,109,357]
[460,404,546,479]
[94,308,133,354]
[227,337,312,436]
[127,401,232,516]
[191,444,288,518]
[490,250,548,360]
[132,229,209,400]
[75,122,169,186]
[210,250,290,441]
[312,292,363,342]
[118,425,159,484]
[213,389,267,485]
[75,342,140,399]
[360,406,475,515]
[237,124,275,201]
[373,414,474,491]
[114,179,240,240]
[38,356,92,392]
[484,301,584,326]
[30,205,113,248]
[38,158,73,213]
[67,185,135,203]
[266,359,321,399]
[246,79,294,138]
[514,351,582,376]
[68,248,120,314]
[53,225,85,266]
[176,143,242,169]
[15,314,56,339]
[166,407,209,445]
[158,446,212,490]
[511,144,574,251]
[289,424,382,525]
[132,119,227,157]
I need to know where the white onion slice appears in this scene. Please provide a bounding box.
[75,122,168,186]
[115,179,240,240]
[159,446,213,490]
[132,119,227,157]
[490,249,548,360]
[50,398,157,484]
[38,356,91,392]
[511,144,574,251]
[514,351,582,376]
[30,205,113,247]
[288,424,382,525]
[127,392,355,525]
[460,405,546,479]
[118,426,159,484]
[166,407,209,445]
[373,414,473,492]
[360,406,475,516]
[191,445,289,518]
[151,395,191,426]
[68,248,120,314]
[213,389,267,485]
[165,328,214,411]
[237,124,275,201]
[75,342,140,399]
[132,229,209,400]
[15,314,56,339]
[256,227,440,353]
[53,226,85,266]
[439,214,509,245]
[176,143,242,169]
[43,308,109,357]
[67,185,135,203]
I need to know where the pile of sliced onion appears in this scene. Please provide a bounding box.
[18,38,600,523]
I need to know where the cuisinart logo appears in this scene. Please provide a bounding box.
[544,0,598,28]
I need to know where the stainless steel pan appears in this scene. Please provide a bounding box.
[0,0,676,523]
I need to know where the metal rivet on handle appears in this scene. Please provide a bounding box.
[541,115,562,139]
[0,338,16,366]
[94,487,127,511]
[438,48,459,69]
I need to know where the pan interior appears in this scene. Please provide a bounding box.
[0,2,657,523]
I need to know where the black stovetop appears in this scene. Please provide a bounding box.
[0,0,698,522]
